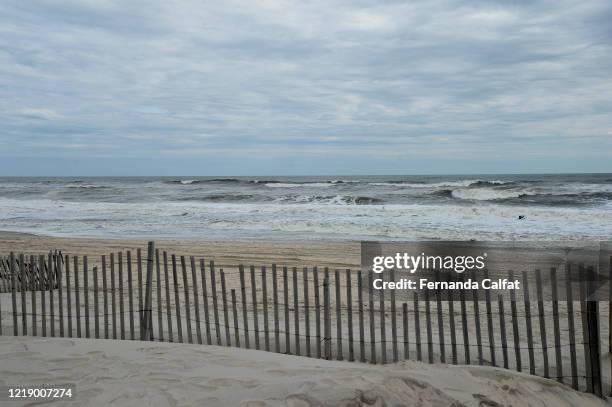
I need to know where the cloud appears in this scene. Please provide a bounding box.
[0,0,611,174]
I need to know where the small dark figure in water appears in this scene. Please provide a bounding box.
[518,215,525,220]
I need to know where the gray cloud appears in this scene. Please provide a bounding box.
[0,0,611,174]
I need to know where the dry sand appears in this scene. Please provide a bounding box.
[0,335,607,407]
[0,231,360,270]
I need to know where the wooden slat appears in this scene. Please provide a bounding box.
[262,266,270,351]
[109,253,116,339]
[180,256,193,344]
[250,265,260,350]
[49,253,55,337]
[231,289,240,348]
[127,251,135,340]
[472,269,482,365]
[536,269,549,378]
[142,242,155,341]
[201,259,211,345]
[164,252,173,342]
[137,248,143,335]
[283,266,290,354]
[336,269,344,361]
[484,268,496,366]
[564,264,578,390]
[190,257,202,345]
[498,295,508,369]
[448,284,457,364]
[292,267,300,355]
[414,292,422,362]
[211,261,220,345]
[424,285,433,363]
[74,255,80,338]
[56,254,64,337]
[509,271,521,371]
[390,269,397,362]
[368,271,376,363]
[550,267,562,381]
[221,270,231,346]
[522,270,535,375]
[102,255,108,339]
[435,269,446,363]
[313,266,321,358]
[118,252,124,340]
[20,254,27,335]
[358,270,365,362]
[273,264,280,353]
[41,255,47,337]
[93,265,99,339]
[171,255,183,343]
[459,273,470,364]
[155,250,163,342]
[586,266,602,397]
[323,274,331,359]
[31,255,37,337]
[303,267,310,356]
[347,269,355,362]
[402,302,409,359]
[579,264,592,393]
[239,265,249,348]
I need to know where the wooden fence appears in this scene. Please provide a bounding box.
[0,242,610,399]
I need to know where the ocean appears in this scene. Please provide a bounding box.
[0,174,610,241]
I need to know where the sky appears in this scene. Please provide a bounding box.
[1,0,611,175]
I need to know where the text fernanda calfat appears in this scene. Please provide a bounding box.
[372,278,521,290]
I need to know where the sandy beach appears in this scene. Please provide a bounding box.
[0,335,608,407]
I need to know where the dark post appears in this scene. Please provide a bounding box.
[586,266,602,397]
[579,264,592,393]
[471,269,482,365]
[31,255,37,337]
[49,252,55,337]
[402,302,409,359]
[72,256,78,338]
[10,253,17,336]
[118,252,125,340]
[448,285,457,364]
[137,248,143,333]
[368,271,376,363]
[425,286,433,363]
[56,254,64,337]
[414,292,422,362]
[142,242,155,341]
[210,261,221,345]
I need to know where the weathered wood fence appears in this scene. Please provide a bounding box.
[0,242,610,399]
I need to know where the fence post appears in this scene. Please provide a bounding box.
[201,259,212,345]
[336,269,344,361]
[221,270,231,346]
[323,275,331,360]
[109,253,116,339]
[509,271,520,372]
[180,256,193,344]
[292,267,300,355]
[172,255,183,343]
[586,266,602,397]
[522,270,536,375]
[273,265,280,353]
[435,269,446,364]
[30,255,37,337]
[484,268,496,366]
[262,266,270,351]
[535,269,549,378]
[127,251,134,340]
[20,254,27,336]
[358,270,365,362]
[142,242,154,341]
[250,265,259,350]
[239,265,249,348]
[347,269,355,362]
[368,271,376,363]
[102,255,108,339]
[156,250,163,342]
[563,264,578,390]
[190,257,202,345]
[10,253,17,336]
[313,267,321,358]
[93,265,99,339]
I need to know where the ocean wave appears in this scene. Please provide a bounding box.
[265,182,334,188]
[451,188,534,201]
[276,195,384,205]
[368,179,510,188]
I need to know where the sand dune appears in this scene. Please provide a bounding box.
[0,336,608,407]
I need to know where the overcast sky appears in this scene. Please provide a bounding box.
[1,0,611,175]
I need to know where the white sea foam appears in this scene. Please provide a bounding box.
[451,188,534,201]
